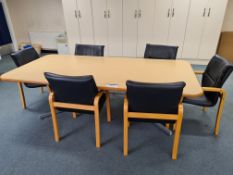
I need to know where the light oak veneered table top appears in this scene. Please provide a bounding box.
[0,55,203,97]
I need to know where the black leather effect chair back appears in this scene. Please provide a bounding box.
[45,73,98,105]
[202,55,233,105]
[144,44,178,59]
[75,44,104,56]
[11,47,39,67]
[126,81,186,114]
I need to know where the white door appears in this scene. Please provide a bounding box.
[62,0,80,54]
[153,0,172,45]
[182,0,209,59]
[123,0,138,57]
[137,0,156,57]
[168,0,191,58]
[107,0,123,56]
[198,0,228,59]
[92,0,108,55]
[76,0,94,44]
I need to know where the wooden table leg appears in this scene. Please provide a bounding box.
[17,82,26,109]
[72,112,77,119]
[106,91,111,122]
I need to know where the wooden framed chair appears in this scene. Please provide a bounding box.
[75,44,105,56]
[74,44,109,119]
[44,73,111,148]
[124,80,186,160]
[144,44,178,59]
[183,55,233,136]
[11,47,46,109]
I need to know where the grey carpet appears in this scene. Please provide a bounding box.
[0,56,233,175]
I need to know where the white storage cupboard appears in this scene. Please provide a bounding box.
[62,0,228,61]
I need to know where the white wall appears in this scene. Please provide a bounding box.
[6,0,66,44]
[222,0,233,31]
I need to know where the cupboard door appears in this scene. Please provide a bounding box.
[153,0,172,45]
[92,0,108,55]
[168,0,190,58]
[62,0,80,54]
[77,0,94,44]
[198,0,228,59]
[107,0,123,56]
[137,0,156,57]
[123,0,138,57]
[182,0,209,59]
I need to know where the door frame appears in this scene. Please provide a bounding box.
[0,0,18,51]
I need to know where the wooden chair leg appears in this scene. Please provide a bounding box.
[202,107,208,112]
[49,94,60,142]
[172,116,183,160]
[214,92,226,136]
[94,108,101,148]
[48,86,52,93]
[165,123,170,129]
[40,87,45,94]
[173,123,176,131]
[124,113,129,156]
[106,91,111,122]
[17,82,26,109]
[72,112,77,119]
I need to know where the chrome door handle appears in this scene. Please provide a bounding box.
[203,8,206,17]
[167,9,170,18]
[75,10,78,18]
[134,10,138,18]
[78,10,82,18]
[108,10,111,18]
[104,11,107,18]
[208,8,211,17]
[172,8,175,17]
[138,9,142,18]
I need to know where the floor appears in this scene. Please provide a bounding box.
[0,55,233,175]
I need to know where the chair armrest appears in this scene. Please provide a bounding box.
[48,92,55,103]
[178,103,184,117]
[202,87,225,94]
[124,96,128,111]
[124,96,129,118]
[194,70,205,75]
[94,91,104,106]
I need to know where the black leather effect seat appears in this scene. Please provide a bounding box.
[127,81,185,123]
[123,80,186,160]
[10,47,46,109]
[11,47,46,88]
[144,44,178,59]
[44,72,111,147]
[183,55,233,135]
[45,73,106,114]
[75,44,104,56]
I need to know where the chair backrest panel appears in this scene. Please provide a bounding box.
[144,44,178,60]
[11,47,39,67]
[202,55,233,104]
[75,44,104,56]
[126,81,186,114]
[45,73,98,105]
